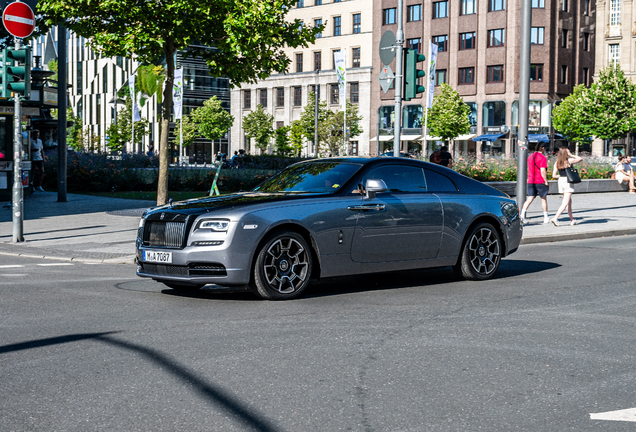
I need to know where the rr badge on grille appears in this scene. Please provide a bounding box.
[160,213,166,220]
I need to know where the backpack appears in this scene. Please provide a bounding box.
[430,150,442,164]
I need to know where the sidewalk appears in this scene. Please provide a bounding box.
[1,190,635,265]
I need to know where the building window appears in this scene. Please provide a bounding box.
[383,8,397,25]
[260,88,267,107]
[433,35,448,51]
[408,38,422,54]
[609,44,619,64]
[296,53,303,73]
[560,65,568,84]
[315,0,322,5]
[461,0,477,14]
[561,29,568,48]
[487,65,504,83]
[610,0,620,26]
[408,4,423,21]
[561,0,568,11]
[297,0,303,7]
[583,0,589,15]
[243,90,251,109]
[333,16,341,36]
[530,27,544,44]
[332,49,340,69]
[350,141,358,156]
[276,87,284,107]
[311,84,321,99]
[352,47,361,68]
[433,1,448,18]
[582,67,589,85]
[583,33,589,51]
[350,82,359,103]
[460,32,476,50]
[353,13,361,33]
[315,19,322,38]
[330,84,339,105]
[293,87,302,106]
[490,0,505,10]
[530,64,543,81]
[459,67,475,84]
[435,69,447,85]
[314,51,321,71]
[488,29,505,47]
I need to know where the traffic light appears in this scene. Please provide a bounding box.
[403,48,426,101]
[2,47,31,99]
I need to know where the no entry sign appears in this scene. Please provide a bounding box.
[2,2,35,39]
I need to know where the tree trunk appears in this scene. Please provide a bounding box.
[157,39,175,206]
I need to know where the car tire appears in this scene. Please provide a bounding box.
[252,231,313,300]
[454,222,502,281]
[163,282,204,291]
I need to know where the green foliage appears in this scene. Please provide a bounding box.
[427,84,471,144]
[274,125,294,156]
[47,60,58,83]
[66,109,84,151]
[135,64,165,105]
[243,104,274,153]
[552,84,591,146]
[190,96,234,142]
[173,114,199,148]
[578,65,636,141]
[288,120,305,157]
[298,92,363,156]
[105,99,150,152]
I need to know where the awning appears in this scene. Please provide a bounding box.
[422,136,442,141]
[473,133,505,142]
[399,135,422,141]
[528,133,550,143]
[455,133,476,141]
[370,135,394,142]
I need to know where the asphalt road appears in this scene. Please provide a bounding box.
[1,236,636,431]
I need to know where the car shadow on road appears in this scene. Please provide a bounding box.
[160,259,560,301]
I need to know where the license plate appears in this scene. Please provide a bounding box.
[143,250,173,264]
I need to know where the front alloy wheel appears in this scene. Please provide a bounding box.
[455,223,501,280]
[252,231,313,300]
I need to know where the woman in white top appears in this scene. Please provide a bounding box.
[551,147,583,226]
[615,155,636,193]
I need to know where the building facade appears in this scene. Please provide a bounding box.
[372,0,595,158]
[230,0,374,156]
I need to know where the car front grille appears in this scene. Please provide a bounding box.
[144,221,186,248]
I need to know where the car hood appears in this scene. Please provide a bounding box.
[144,192,327,217]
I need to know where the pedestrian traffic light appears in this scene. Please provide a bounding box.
[403,48,426,101]
[3,47,31,99]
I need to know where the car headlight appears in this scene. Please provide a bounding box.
[500,201,519,221]
[196,219,230,232]
[138,218,145,228]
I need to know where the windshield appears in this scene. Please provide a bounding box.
[254,162,361,193]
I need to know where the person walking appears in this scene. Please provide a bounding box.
[551,146,583,226]
[520,142,550,224]
[31,130,45,192]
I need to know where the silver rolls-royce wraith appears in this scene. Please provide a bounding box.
[136,157,522,299]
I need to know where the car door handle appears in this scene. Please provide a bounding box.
[347,204,386,212]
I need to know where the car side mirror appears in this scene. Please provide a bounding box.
[364,179,388,199]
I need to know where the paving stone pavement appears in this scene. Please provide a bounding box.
[1,189,635,265]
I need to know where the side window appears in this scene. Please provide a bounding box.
[424,169,458,192]
[358,165,426,193]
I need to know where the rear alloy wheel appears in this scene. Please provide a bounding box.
[252,231,313,300]
[455,223,501,281]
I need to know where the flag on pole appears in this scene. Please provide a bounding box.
[427,42,439,109]
[173,68,184,120]
[334,50,346,111]
[129,74,141,122]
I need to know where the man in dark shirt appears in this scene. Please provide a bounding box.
[439,146,453,168]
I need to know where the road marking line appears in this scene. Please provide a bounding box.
[0,265,24,268]
[590,408,636,422]
[36,263,75,267]
[0,274,27,277]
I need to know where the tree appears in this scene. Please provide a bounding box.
[578,64,636,142]
[299,92,364,156]
[427,84,471,150]
[288,120,305,157]
[39,0,321,205]
[173,114,199,149]
[243,104,275,153]
[552,84,592,151]
[190,96,234,149]
[66,109,83,152]
[274,125,294,156]
[105,99,150,152]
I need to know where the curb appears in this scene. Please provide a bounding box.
[0,250,135,265]
[520,228,636,244]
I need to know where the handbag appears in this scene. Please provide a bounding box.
[564,166,581,184]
